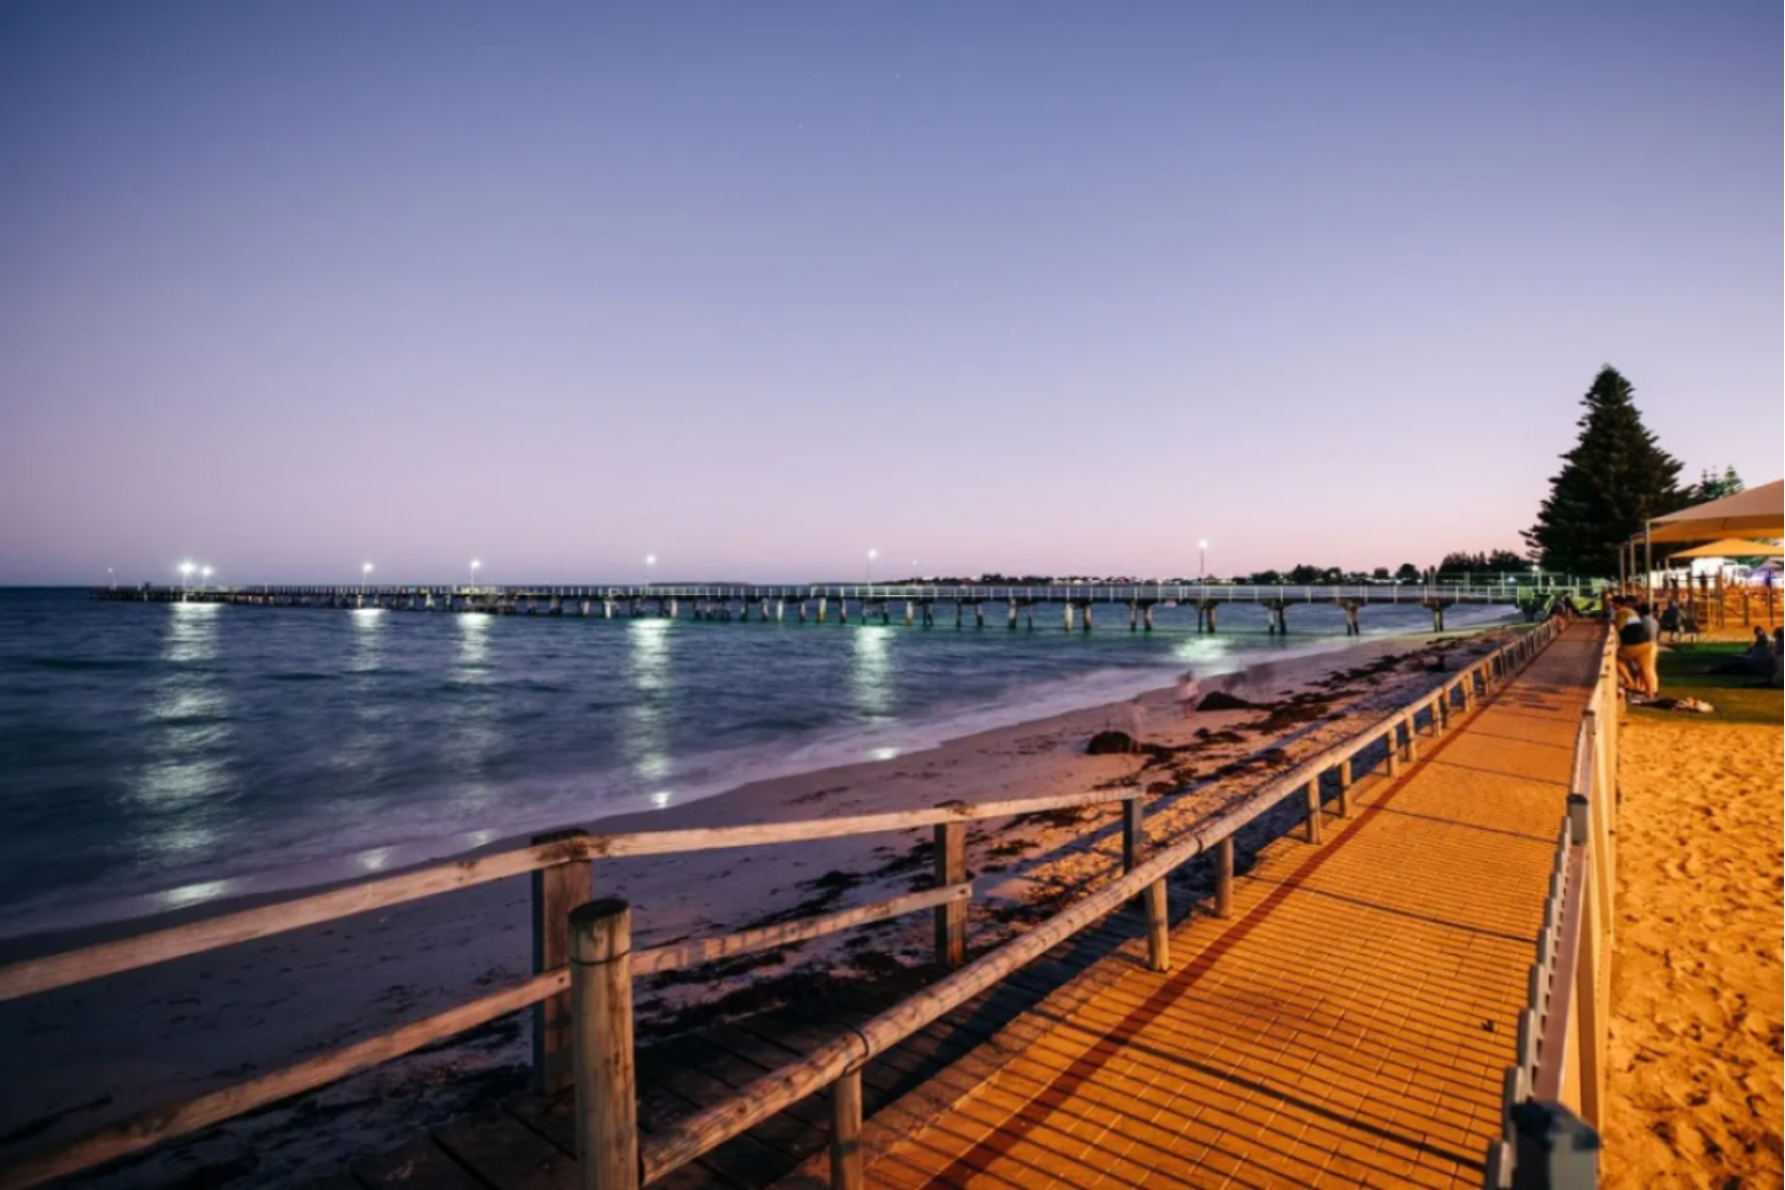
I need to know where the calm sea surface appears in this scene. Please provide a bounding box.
[0,588,1515,937]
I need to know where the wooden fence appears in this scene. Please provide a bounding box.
[0,624,1562,1190]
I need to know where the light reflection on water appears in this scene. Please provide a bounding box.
[852,626,894,721]
[155,878,236,911]
[625,620,672,783]
[442,615,500,814]
[134,603,231,861]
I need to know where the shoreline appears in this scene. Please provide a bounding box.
[0,616,1517,956]
[0,623,1519,1187]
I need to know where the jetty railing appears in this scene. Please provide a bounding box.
[97,578,1597,608]
[1484,624,1618,1190]
[0,623,1563,1190]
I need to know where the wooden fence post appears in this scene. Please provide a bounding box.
[830,1069,864,1190]
[1385,725,1401,777]
[1215,837,1234,919]
[1304,778,1323,844]
[934,822,967,968]
[571,899,639,1190]
[1120,795,1149,920]
[534,829,593,1095]
[1336,758,1353,817]
[1404,714,1419,763]
[1144,878,1170,973]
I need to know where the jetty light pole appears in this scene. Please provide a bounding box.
[201,565,213,593]
[361,562,373,595]
[470,558,481,590]
[645,554,656,588]
[178,560,194,599]
[1198,540,1209,580]
[866,548,877,586]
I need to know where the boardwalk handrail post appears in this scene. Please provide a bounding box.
[571,899,640,1190]
[934,821,967,968]
[1122,796,1145,912]
[534,828,593,1094]
[1214,837,1234,919]
[830,1068,864,1190]
[1144,875,1170,972]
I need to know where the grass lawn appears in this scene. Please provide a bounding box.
[1630,642,1783,726]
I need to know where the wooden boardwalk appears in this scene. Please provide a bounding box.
[850,625,1604,1189]
[305,625,1599,1190]
[322,924,1151,1190]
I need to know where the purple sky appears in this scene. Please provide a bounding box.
[2,2,1778,585]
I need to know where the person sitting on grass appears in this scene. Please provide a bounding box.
[1711,627,1778,677]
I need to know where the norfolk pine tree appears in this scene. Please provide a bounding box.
[1522,366,1686,577]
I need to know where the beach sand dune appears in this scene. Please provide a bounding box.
[1603,717,1784,1189]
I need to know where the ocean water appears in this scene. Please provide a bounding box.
[0,588,1516,938]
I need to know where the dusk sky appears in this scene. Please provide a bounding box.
[1,2,1778,585]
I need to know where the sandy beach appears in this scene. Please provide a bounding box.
[1602,714,1785,1189]
[0,625,1521,1186]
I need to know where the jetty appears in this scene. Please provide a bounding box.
[91,579,1593,634]
[0,618,1617,1189]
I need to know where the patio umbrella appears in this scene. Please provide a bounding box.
[1664,538,1784,560]
[1647,480,1784,544]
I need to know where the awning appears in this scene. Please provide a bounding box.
[1644,479,1784,544]
[1664,537,1784,559]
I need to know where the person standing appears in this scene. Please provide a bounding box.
[1616,604,1655,697]
[1639,602,1663,696]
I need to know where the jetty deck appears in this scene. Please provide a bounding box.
[90,580,1587,634]
[301,625,1606,1190]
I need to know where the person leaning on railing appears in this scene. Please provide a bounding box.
[1614,598,1658,699]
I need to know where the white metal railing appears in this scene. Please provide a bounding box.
[1483,625,1617,1189]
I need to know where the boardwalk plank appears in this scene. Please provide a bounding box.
[433,1109,577,1190]
[349,1136,484,1190]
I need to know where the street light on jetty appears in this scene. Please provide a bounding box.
[469,558,481,590]
[201,565,213,592]
[361,562,373,595]
[644,554,656,587]
[866,548,877,586]
[1198,540,1210,579]
[178,560,195,599]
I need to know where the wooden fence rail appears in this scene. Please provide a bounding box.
[0,622,1561,1190]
